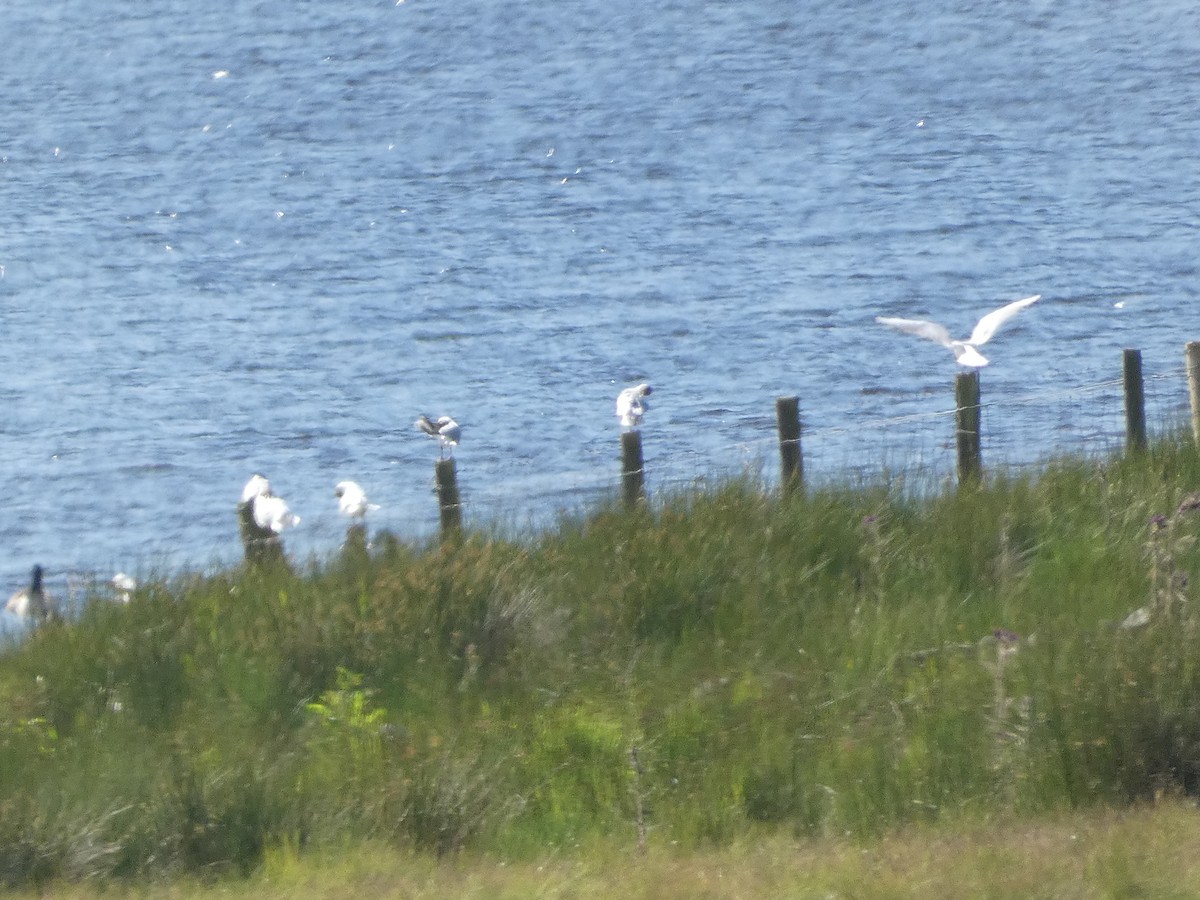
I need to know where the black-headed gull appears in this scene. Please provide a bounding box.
[875,295,1040,367]
[415,414,461,457]
[616,383,653,428]
[335,480,379,519]
[6,565,52,621]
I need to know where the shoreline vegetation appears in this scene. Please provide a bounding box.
[2,436,1199,895]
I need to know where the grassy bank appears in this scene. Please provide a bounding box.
[1,439,1198,889]
[10,801,1200,899]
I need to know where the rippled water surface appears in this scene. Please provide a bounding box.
[3,0,1199,605]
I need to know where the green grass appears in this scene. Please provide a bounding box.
[9,802,1200,899]
[1,438,1199,889]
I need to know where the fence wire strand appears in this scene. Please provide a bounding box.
[443,367,1195,531]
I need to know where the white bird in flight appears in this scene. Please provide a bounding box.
[616,383,653,428]
[415,414,461,457]
[335,480,379,519]
[875,295,1041,367]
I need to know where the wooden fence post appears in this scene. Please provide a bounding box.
[955,370,982,484]
[435,458,462,538]
[621,430,646,509]
[1187,340,1200,448]
[776,395,803,496]
[1123,348,1147,454]
[237,500,287,569]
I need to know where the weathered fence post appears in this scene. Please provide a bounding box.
[435,457,462,538]
[1186,340,1200,448]
[955,370,982,484]
[1123,348,1147,454]
[237,500,287,569]
[621,430,646,509]
[776,395,803,496]
[343,523,369,558]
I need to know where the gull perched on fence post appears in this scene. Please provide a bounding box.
[237,473,298,568]
[335,480,378,520]
[616,383,653,428]
[415,414,461,458]
[335,479,378,556]
[875,295,1040,367]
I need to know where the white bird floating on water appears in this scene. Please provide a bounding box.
[875,295,1041,368]
[616,383,653,428]
[6,565,53,622]
[415,414,461,457]
[335,480,379,519]
[240,473,301,534]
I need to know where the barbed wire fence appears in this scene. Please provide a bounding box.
[37,343,1157,603]
[33,345,1199,610]
[452,345,1200,539]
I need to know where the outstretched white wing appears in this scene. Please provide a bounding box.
[875,316,954,348]
[968,295,1040,347]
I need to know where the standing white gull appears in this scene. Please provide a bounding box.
[335,480,379,519]
[415,414,461,457]
[616,383,653,428]
[875,295,1041,368]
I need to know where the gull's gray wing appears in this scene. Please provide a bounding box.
[875,316,953,347]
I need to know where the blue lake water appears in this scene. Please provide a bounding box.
[2,0,1199,616]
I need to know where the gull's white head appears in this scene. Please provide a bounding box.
[241,473,271,504]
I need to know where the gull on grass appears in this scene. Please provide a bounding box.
[415,414,461,457]
[616,383,653,428]
[875,295,1040,367]
[335,480,379,519]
